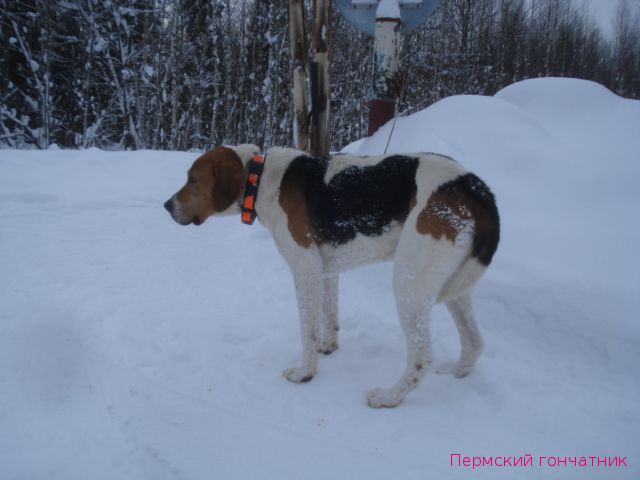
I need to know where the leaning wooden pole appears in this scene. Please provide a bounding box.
[310,0,332,156]
[288,0,310,151]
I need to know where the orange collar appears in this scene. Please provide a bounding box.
[241,153,266,225]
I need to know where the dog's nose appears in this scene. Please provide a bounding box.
[164,198,174,213]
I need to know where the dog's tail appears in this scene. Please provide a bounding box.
[437,254,488,303]
[436,174,500,302]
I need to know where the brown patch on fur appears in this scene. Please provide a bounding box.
[279,175,314,249]
[417,190,472,241]
[173,146,244,224]
[211,147,244,212]
[417,174,500,266]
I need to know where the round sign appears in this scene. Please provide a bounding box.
[336,0,440,36]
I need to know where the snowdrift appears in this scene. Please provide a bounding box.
[1,78,639,479]
[351,77,640,287]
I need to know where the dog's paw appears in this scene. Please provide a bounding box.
[283,366,315,383]
[318,340,338,355]
[435,361,473,378]
[366,388,403,408]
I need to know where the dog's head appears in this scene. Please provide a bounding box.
[164,145,258,225]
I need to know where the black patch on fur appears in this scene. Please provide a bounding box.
[436,173,500,266]
[281,155,419,246]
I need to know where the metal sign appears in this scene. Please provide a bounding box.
[336,0,440,36]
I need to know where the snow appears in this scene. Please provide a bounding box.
[376,0,401,19]
[93,35,109,53]
[1,78,639,479]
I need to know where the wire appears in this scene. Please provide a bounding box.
[383,42,411,155]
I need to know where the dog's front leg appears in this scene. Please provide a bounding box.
[283,271,322,383]
[319,274,339,354]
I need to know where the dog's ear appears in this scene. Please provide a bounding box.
[212,148,244,212]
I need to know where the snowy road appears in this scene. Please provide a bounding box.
[1,78,639,479]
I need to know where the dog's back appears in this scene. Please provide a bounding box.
[263,149,499,280]
[280,153,419,244]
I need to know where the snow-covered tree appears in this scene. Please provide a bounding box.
[1,0,639,150]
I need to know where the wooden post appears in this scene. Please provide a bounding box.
[287,0,309,151]
[310,0,332,156]
[368,0,401,136]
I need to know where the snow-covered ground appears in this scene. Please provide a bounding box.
[1,78,639,479]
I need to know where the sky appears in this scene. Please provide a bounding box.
[578,0,639,38]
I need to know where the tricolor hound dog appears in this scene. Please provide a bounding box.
[164,145,500,408]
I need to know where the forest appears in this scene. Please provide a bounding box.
[1,0,639,151]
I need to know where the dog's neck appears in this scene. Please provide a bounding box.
[223,144,261,220]
[240,153,266,225]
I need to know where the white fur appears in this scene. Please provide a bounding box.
[227,146,489,407]
[228,143,261,164]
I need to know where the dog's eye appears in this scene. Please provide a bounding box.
[188,175,196,184]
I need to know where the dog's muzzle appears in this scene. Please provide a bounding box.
[164,197,199,225]
[164,198,175,214]
[163,196,185,224]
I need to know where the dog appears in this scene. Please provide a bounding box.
[164,144,499,408]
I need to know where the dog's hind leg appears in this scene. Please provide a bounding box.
[367,227,471,408]
[319,274,339,355]
[437,293,484,378]
[366,271,433,408]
